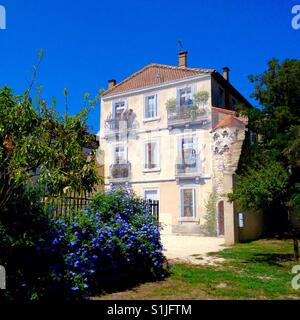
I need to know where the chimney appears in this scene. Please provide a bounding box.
[178,51,188,68]
[108,79,116,89]
[223,67,230,82]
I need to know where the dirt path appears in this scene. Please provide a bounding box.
[161,235,226,265]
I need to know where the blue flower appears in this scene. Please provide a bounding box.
[71,287,79,291]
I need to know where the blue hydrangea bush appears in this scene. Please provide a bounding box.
[41,189,168,299]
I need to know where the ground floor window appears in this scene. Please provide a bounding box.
[180,188,196,218]
[144,189,159,202]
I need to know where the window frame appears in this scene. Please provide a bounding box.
[143,140,160,172]
[143,93,160,122]
[177,135,198,160]
[112,100,127,118]
[178,187,197,221]
[177,85,195,108]
[112,144,128,164]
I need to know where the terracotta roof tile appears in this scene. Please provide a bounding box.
[211,106,237,116]
[102,64,215,97]
[213,115,245,131]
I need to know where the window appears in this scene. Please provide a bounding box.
[145,95,158,119]
[217,87,224,107]
[113,101,126,130]
[114,101,126,119]
[179,87,193,107]
[144,189,159,202]
[144,141,160,170]
[177,137,198,171]
[113,145,127,164]
[180,188,196,218]
[250,131,258,145]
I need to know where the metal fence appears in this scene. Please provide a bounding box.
[42,193,159,221]
[144,199,159,221]
[41,192,92,218]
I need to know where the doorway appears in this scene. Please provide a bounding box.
[218,201,225,236]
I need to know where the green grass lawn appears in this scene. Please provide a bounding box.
[94,239,300,300]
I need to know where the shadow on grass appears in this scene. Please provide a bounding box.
[93,277,167,298]
[91,262,171,298]
[245,253,294,267]
[206,244,295,268]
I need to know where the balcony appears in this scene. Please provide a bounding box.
[175,157,202,181]
[167,106,209,129]
[104,112,137,139]
[109,162,131,183]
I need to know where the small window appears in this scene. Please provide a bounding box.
[144,141,160,170]
[180,188,196,218]
[113,101,126,130]
[145,95,158,119]
[250,132,258,145]
[179,87,193,107]
[114,101,126,119]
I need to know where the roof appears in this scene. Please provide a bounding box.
[212,114,245,131]
[211,72,252,109]
[211,107,236,116]
[102,64,215,97]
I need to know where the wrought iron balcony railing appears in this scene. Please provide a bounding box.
[167,106,209,128]
[104,109,138,137]
[105,119,135,135]
[175,157,202,178]
[109,162,131,182]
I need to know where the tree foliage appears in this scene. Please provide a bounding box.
[0,66,103,299]
[0,86,100,211]
[230,59,300,239]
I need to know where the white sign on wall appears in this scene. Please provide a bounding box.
[0,265,6,290]
[238,212,244,228]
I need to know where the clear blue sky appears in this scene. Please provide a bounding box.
[0,0,299,133]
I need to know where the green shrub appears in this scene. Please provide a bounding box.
[1,189,168,301]
[0,189,52,301]
[203,193,217,236]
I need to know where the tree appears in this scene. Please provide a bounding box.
[229,58,300,259]
[0,68,102,300]
[0,84,101,211]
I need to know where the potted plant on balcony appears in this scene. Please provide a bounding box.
[198,107,206,115]
[193,90,209,116]
[111,165,121,178]
[120,166,129,178]
[166,98,177,119]
[188,105,198,120]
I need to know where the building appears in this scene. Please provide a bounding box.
[99,51,262,245]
